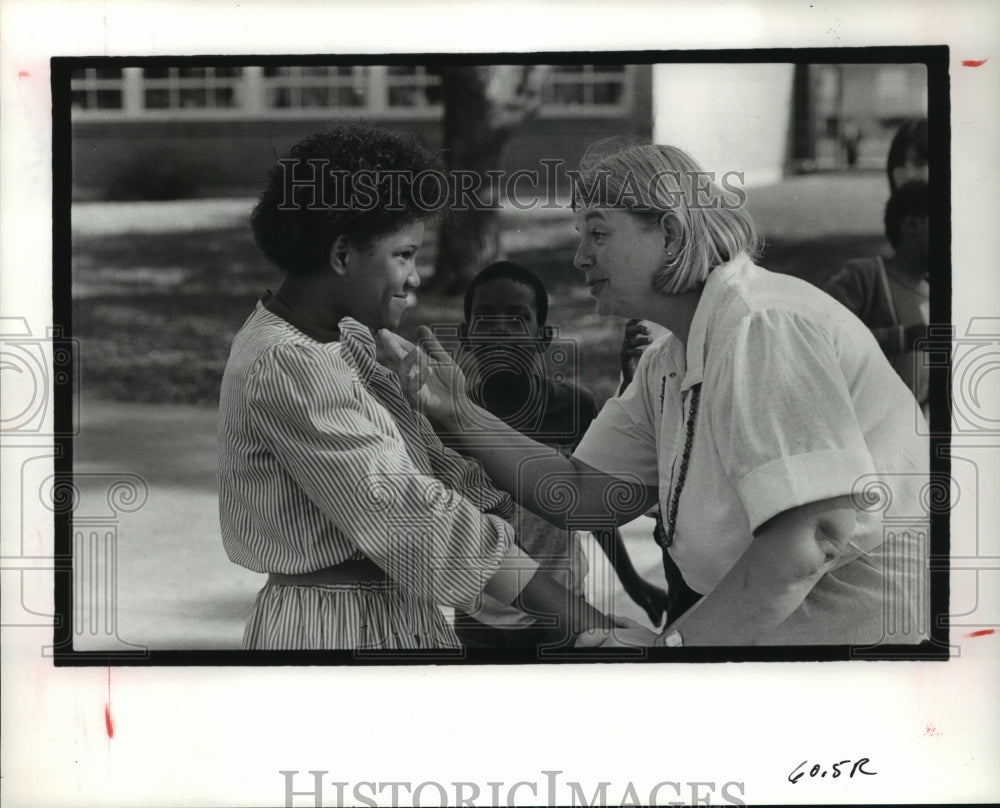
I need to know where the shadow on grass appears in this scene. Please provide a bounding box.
[71,229,886,405]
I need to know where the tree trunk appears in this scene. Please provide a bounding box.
[431,66,540,294]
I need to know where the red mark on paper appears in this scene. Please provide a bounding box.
[18,71,30,78]
[104,667,114,739]
[962,59,987,67]
[965,628,995,638]
[923,723,942,737]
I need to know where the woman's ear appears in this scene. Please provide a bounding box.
[659,211,683,258]
[328,235,351,276]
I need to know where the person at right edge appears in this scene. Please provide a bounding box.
[825,180,930,421]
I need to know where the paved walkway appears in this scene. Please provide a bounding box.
[73,397,665,651]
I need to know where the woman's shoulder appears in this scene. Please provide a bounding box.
[705,264,866,352]
[720,259,869,320]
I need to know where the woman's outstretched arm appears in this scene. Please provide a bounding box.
[384,326,657,529]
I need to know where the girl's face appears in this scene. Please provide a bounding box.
[573,207,665,318]
[892,144,928,190]
[341,220,424,329]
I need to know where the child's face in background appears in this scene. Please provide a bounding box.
[892,144,929,190]
[467,277,542,341]
[464,277,544,372]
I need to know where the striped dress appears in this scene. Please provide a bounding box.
[218,294,522,650]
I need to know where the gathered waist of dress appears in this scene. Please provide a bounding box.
[266,557,390,587]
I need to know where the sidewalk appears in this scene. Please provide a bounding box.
[73,396,664,651]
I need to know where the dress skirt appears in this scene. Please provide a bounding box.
[242,580,461,650]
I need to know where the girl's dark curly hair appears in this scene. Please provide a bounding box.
[251,126,441,275]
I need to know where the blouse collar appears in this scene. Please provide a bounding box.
[261,290,379,379]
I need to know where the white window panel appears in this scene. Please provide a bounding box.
[70,67,125,112]
[70,63,635,121]
[539,64,633,117]
[141,66,244,111]
[261,66,369,111]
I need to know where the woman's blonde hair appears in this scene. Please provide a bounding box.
[574,140,763,295]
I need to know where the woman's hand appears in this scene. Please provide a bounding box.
[411,325,476,430]
[574,621,659,648]
[376,327,474,428]
[376,328,425,405]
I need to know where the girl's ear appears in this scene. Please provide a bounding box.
[659,211,683,257]
[328,235,351,276]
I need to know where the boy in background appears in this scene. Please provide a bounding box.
[450,261,669,649]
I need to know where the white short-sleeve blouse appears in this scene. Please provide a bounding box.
[574,254,929,644]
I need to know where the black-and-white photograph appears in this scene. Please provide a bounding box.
[3,3,998,806]
[56,53,944,661]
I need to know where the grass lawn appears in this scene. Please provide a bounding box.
[71,180,887,407]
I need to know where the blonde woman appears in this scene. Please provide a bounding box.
[402,142,929,647]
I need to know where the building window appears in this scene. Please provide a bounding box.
[71,67,124,111]
[543,65,629,110]
[141,66,243,110]
[69,63,635,120]
[262,66,368,109]
[385,66,443,109]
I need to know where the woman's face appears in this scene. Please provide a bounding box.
[343,220,424,329]
[573,207,665,318]
[891,144,928,190]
